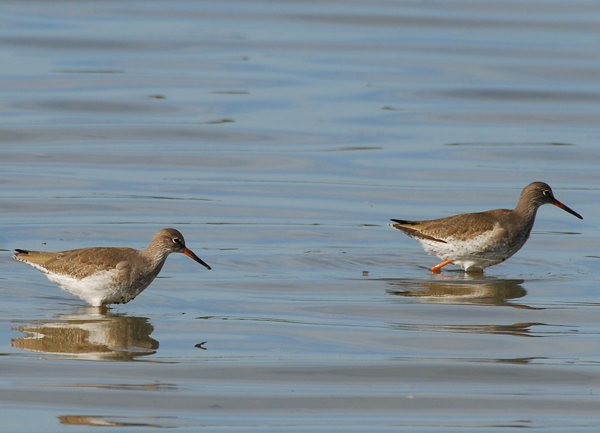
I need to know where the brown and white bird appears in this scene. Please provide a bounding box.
[388,182,582,273]
[14,228,211,306]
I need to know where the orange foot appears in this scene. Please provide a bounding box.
[431,259,452,273]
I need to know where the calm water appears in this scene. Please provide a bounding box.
[1,1,599,431]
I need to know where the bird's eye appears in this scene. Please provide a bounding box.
[173,237,182,244]
[542,190,551,196]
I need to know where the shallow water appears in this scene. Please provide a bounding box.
[1,1,600,431]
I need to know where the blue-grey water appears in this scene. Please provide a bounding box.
[1,1,599,431]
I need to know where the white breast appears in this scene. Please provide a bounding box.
[413,224,514,271]
[44,269,123,307]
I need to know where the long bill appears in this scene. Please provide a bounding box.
[552,200,583,220]
[182,247,212,270]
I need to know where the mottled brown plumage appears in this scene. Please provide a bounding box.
[14,228,211,306]
[389,182,582,272]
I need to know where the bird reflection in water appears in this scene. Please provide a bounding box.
[391,321,548,338]
[386,273,529,308]
[11,309,158,361]
[58,415,175,428]
[385,274,559,338]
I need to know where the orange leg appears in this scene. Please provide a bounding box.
[431,259,452,273]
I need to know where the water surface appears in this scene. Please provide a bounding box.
[1,1,599,431]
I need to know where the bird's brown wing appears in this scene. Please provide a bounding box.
[14,247,140,279]
[390,210,511,243]
[389,220,447,243]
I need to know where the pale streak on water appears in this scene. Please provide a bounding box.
[0,1,599,431]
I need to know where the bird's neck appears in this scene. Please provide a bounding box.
[514,199,540,224]
[142,245,172,269]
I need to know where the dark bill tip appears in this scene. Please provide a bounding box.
[182,247,211,270]
[553,200,583,220]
